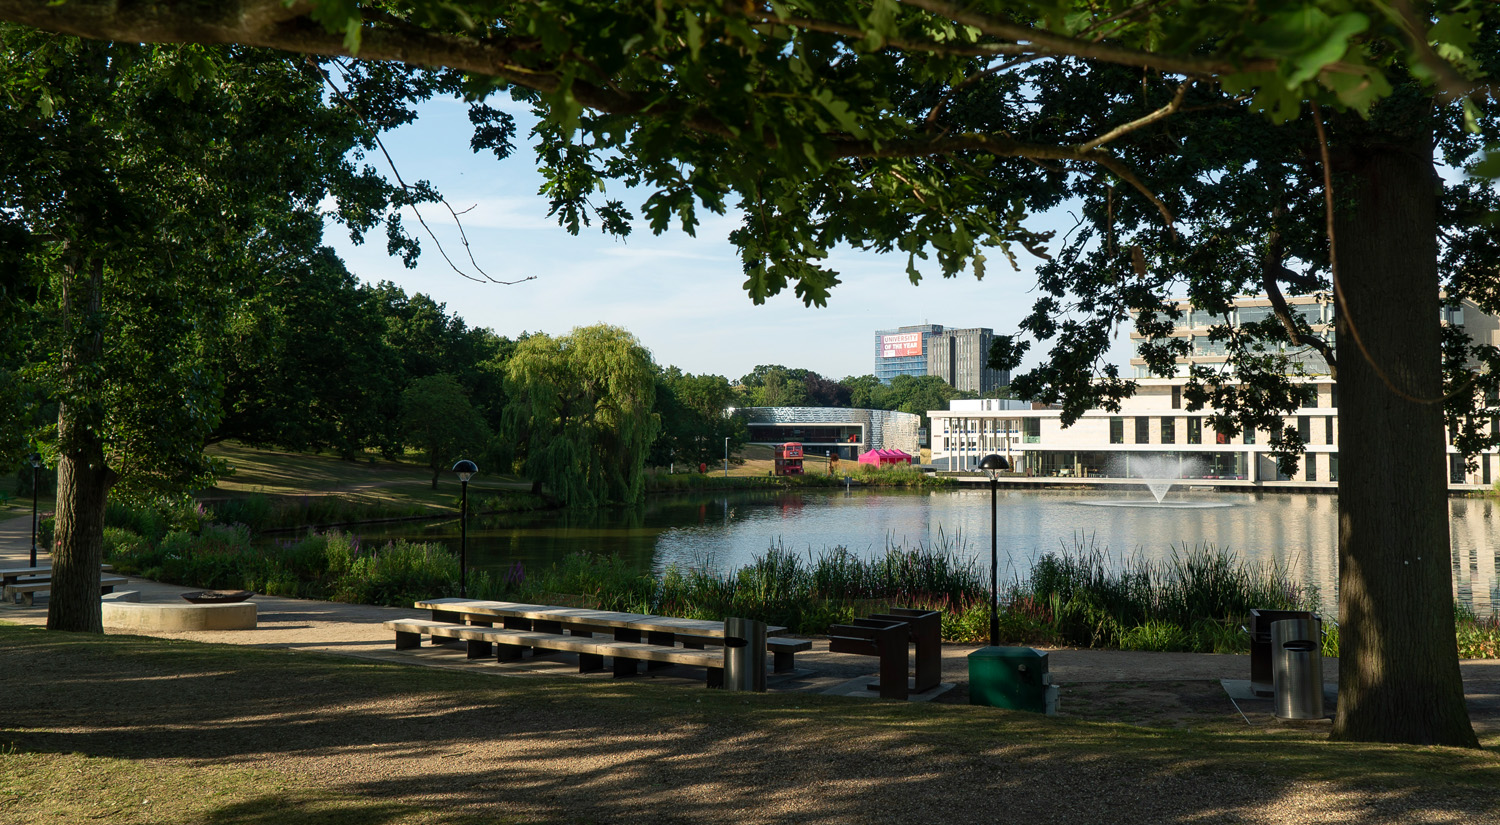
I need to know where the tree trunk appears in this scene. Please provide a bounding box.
[1329,113,1478,747]
[48,255,115,633]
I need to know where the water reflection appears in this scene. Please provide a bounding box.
[347,489,1499,614]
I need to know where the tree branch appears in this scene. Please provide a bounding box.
[1078,80,1190,152]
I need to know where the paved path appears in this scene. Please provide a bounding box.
[3,514,1496,734]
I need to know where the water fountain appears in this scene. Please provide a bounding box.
[1077,455,1233,509]
[1134,455,1197,504]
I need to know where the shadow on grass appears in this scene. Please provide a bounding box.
[2,625,1497,825]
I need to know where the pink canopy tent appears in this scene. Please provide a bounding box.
[858,448,912,467]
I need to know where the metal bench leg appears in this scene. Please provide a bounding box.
[878,631,910,700]
[773,650,796,673]
[467,640,493,659]
[578,652,606,673]
[495,643,525,662]
[395,630,421,650]
[612,628,641,676]
[646,631,675,671]
[683,639,705,650]
[707,667,724,689]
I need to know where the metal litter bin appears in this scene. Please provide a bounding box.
[1249,608,1316,696]
[723,617,767,692]
[1271,617,1324,720]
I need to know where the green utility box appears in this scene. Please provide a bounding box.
[968,646,1058,714]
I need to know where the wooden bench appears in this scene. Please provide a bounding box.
[383,619,728,687]
[6,575,129,607]
[869,608,942,694]
[828,617,911,700]
[677,634,813,673]
[1,563,113,587]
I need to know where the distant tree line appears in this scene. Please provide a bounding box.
[734,365,1007,430]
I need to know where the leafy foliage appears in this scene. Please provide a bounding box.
[501,325,659,506]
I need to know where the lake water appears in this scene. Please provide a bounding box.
[349,487,1500,615]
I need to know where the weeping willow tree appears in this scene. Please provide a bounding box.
[501,325,658,506]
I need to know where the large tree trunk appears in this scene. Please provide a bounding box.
[1330,111,1477,747]
[47,255,115,633]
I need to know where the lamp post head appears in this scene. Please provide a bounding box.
[451,459,478,483]
[979,454,1009,480]
[28,452,41,469]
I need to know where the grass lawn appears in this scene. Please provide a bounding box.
[1,624,1496,824]
[202,441,531,515]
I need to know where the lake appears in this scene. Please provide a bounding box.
[349,487,1500,615]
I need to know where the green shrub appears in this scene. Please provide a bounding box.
[1117,621,1192,652]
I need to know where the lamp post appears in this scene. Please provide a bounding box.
[978,454,1009,647]
[452,459,477,598]
[723,437,729,478]
[28,453,41,568]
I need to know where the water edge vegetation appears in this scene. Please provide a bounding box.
[93,496,1500,659]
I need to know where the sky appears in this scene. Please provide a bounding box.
[325,96,1128,382]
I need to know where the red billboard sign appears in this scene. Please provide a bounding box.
[881,332,922,358]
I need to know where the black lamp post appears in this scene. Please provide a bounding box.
[452,459,478,598]
[28,453,42,568]
[978,453,1010,647]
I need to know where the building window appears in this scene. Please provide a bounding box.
[1306,454,1317,481]
[1110,417,1124,444]
[1187,418,1202,444]
[1023,418,1041,444]
[1330,453,1339,481]
[1298,416,1311,444]
[1325,417,1334,445]
[1484,456,1492,486]
[1451,455,1466,484]
[1135,417,1150,444]
[1171,385,1182,410]
[1331,385,1339,408]
[1243,427,1256,445]
[1161,417,1177,444]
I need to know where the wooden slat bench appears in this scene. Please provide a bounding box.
[1,563,114,588]
[677,634,812,673]
[383,619,727,687]
[5,575,128,607]
[828,617,911,700]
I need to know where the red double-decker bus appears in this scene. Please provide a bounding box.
[774,442,804,476]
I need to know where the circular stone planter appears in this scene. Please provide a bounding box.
[103,600,257,631]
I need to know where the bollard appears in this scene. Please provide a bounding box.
[723,617,767,692]
[1271,617,1324,720]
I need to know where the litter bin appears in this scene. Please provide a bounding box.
[1271,617,1324,720]
[723,617,767,692]
[968,646,1058,715]
[1249,608,1316,696]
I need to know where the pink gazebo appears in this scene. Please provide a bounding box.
[858,448,913,467]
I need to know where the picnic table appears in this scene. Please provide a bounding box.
[415,598,789,642]
[384,599,810,689]
[1,563,114,587]
[2,564,124,606]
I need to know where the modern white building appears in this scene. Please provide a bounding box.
[929,295,1500,491]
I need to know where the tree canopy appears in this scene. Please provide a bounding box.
[0,30,461,631]
[4,0,1497,747]
[501,325,658,506]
